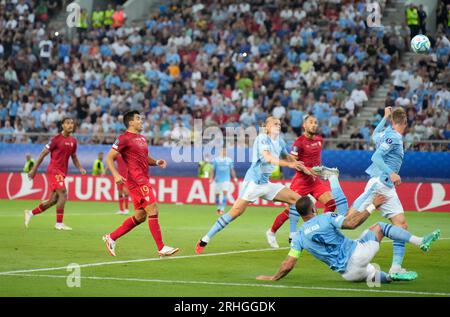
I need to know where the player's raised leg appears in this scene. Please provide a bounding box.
[24,191,58,228]
[313,166,349,216]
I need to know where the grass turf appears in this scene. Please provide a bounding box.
[0,199,449,297]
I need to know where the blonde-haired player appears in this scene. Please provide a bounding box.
[195,117,313,254]
[351,107,412,274]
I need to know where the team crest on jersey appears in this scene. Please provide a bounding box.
[331,213,338,217]
[386,138,393,144]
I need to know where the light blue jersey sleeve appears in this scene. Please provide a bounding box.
[257,134,271,162]
[279,137,289,158]
[371,117,387,144]
[366,127,404,186]
[328,213,345,229]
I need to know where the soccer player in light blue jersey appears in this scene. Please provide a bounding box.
[196,117,313,254]
[256,195,440,283]
[351,107,412,274]
[210,147,238,215]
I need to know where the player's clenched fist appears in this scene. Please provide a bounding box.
[390,172,401,186]
[384,106,392,119]
[156,159,167,168]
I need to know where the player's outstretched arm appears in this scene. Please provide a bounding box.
[256,255,298,281]
[71,154,86,175]
[371,107,392,141]
[107,149,125,184]
[28,147,49,179]
[262,150,305,172]
[341,194,386,229]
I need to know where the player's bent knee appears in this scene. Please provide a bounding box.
[134,214,147,223]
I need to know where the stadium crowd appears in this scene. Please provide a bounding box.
[0,0,448,151]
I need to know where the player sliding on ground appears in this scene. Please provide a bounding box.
[195,116,313,254]
[352,106,412,274]
[25,117,86,230]
[102,111,179,257]
[266,115,346,247]
[256,194,440,283]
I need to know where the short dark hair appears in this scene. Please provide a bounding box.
[123,111,140,128]
[295,196,314,216]
[61,117,73,125]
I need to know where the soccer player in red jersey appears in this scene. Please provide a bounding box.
[24,118,86,230]
[102,111,179,257]
[266,115,345,247]
[115,153,129,215]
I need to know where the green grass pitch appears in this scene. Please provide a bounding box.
[0,200,449,297]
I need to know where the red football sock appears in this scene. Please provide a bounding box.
[271,208,290,233]
[124,196,129,210]
[119,197,124,211]
[32,203,46,215]
[148,215,164,251]
[56,208,64,223]
[110,216,140,241]
[324,199,336,213]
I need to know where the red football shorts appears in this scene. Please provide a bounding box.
[48,173,66,192]
[290,178,331,200]
[129,183,157,210]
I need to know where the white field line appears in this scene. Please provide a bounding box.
[0,247,289,276]
[2,273,450,296]
[0,233,447,276]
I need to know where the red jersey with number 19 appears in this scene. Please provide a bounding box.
[112,131,149,189]
[45,134,77,176]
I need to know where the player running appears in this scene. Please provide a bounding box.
[115,153,129,215]
[256,195,440,283]
[266,115,347,248]
[195,117,313,254]
[102,111,179,257]
[24,118,86,230]
[210,147,238,215]
[352,107,411,274]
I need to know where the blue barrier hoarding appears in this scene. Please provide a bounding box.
[0,143,449,180]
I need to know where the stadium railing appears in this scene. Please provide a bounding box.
[0,133,448,151]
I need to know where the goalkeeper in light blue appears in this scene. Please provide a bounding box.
[256,194,440,283]
[352,107,411,274]
[210,147,238,215]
